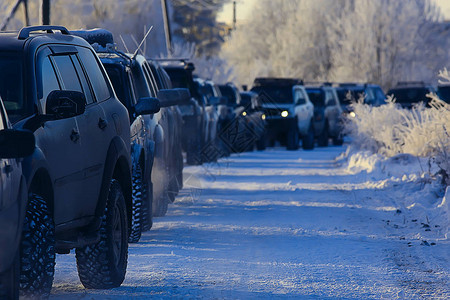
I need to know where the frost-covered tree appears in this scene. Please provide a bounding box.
[222,0,448,89]
[0,0,168,57]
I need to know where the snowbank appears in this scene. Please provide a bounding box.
[343,147,449,241]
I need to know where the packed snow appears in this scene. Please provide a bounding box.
[50,145,449,299]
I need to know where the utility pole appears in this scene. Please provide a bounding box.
[42,0,50,25]
[161,0,172,56]
[232,1,236,30]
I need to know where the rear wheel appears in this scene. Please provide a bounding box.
[76,179,128,289]
[129,164,144,243]
[302,122,315,150]
[19,193,55,299]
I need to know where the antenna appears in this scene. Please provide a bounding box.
[131,26,153,60]
[119,35,130,53]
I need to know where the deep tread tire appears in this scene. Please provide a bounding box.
[76,179,128,289]
[129,164,144,243]
[286,123,299,150]
[19,193,55,299]
[302,122,315,150]
[317,122,329,147]
[141,182,153,232]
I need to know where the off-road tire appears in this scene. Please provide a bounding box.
[19,193,55,299]
[129,164,144,243]
[286,122,299,150]
[76,179,128,289]
[141,182,153,232]
[317,122,329,147]
[302,122,315,150]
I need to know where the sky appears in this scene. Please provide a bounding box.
[217,0,450,23]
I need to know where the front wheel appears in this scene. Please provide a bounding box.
[286,121,299,150]
[302,122,315,150]
[76,179,128,289]
[19,193,55,299]
[129,164,145,243]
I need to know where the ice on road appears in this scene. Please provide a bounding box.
[51,146,449,299]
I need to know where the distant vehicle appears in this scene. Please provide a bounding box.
[436,84,450,103]
[0,26,132,298]
[237,91,267,151]
[387,82,435,109]
[336,83,386,113]
[161,60,208,165]
[305,84,344,146]
[251,78,315,150]
[219,82,241,108]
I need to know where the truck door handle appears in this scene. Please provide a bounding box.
[98,118,108,130]
[70,129,80,143]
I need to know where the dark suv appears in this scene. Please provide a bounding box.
[161,59,208,164]
[0,96,36,299]
[0,26,132,298]
[387,82,435,109]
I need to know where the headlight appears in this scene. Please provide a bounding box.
[242,111,247,117]
[281,110,289,118]
[349,111,356,118]
[261,114,266,120]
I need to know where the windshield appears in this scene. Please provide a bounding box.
[0,55,27,123]
[336,87,365,105]
[104,65,129,106]
[165,68,198,98]
[388,87,430,104]
[251,86,293,104]
[219,85,237,106]
[306,88,325,107]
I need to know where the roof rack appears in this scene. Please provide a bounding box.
[18,25,70,40]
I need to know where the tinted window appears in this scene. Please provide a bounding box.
[77,47,111,102]
[40,57,61,113]
[251,86,293,104]
[52,55,83,92]
[105,66,127,106]
[388,87,430,104]
[306,89,325,107]
[141,62,158,96]
[164,68,198,97]
[0,55,26,123]
[239,93,252,107]
[130,64,151,99]
[72,55,95,104]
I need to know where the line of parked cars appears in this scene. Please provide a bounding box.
[0,26,195,299]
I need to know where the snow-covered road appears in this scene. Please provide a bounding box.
[51,146,449,299]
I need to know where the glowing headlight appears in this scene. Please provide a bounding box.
[349,111,356,118]
[281,110,289,118]
[242,111,247,117]
[261,114,266,120]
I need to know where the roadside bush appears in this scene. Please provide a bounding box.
[344,71,450,185]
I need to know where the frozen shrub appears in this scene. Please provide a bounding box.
[344,73,450,185]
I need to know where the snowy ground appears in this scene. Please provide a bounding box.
[51,145,449,299]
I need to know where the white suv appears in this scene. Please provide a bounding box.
[251,78,314,150]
